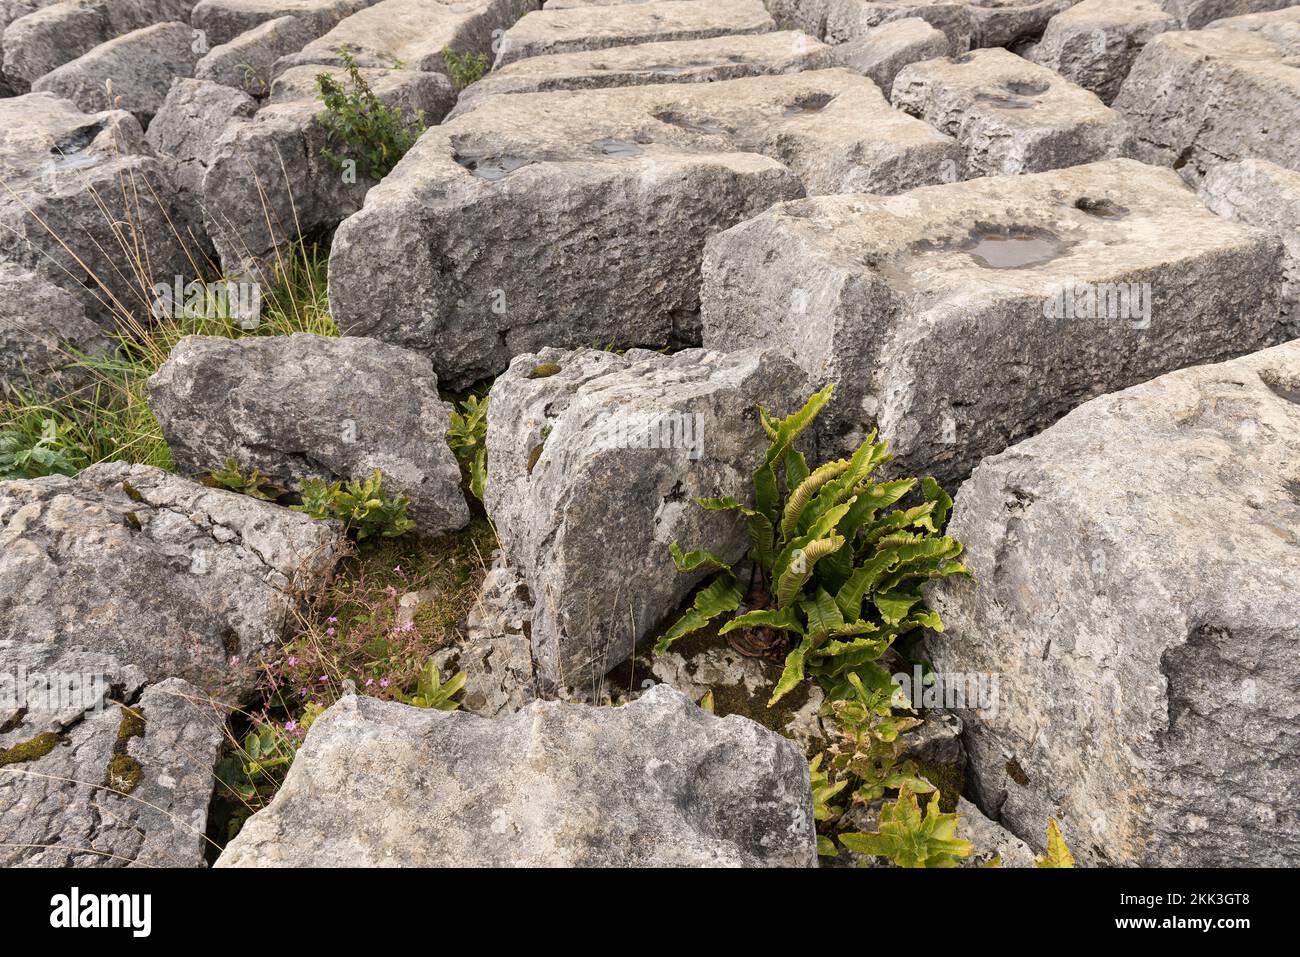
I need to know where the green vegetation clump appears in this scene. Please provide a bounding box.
[202,458,288,501]
[442,47,490,91]
[293,469,416,540]
[317,50,427,181]
[839,786,973,868]
[447,394,488,502]
[0,730,60,768]
[528,362,561,379]
[103,706,145,794]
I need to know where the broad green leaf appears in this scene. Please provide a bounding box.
[718,606,804,636]
[1035,819,1076,868]
[668,541,734,574]
[653,574,742,654]
[768,635,814,705]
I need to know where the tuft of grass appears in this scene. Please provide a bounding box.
[0,239,337,479]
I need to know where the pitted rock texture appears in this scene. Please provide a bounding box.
[484,347,809,693]
[147,333,470,536]
[0,262,113,397]
[891,47,1128,177]
[766,0,1074,52]
[329,68,962,387]
[216,684,818,867]
[495,0,774,67]
[1,650,225,868]
[702,158,1286,486]
[0,462,343,702]
[926,340,1300,866]
[0,92,196,328]
[1114,7,1300,183]
[451,30,832,117]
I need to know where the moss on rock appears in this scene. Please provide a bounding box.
[0,730,60,767]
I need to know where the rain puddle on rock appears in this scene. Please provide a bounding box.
[455,155,532,181]
[654,111,730,136]
[975,92,1036,110]
[593,137,643,156]
[783,93,834,117]
[940,226,1070,269]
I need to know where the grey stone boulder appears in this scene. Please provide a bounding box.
[495,0,774,67]
[147,333,471,536]
[0,651,225,868]
[194,14,318,96]
[701,158,1287,486]
[0,262,113,398]
[766,0,1073,53]
[191,0,371,46]
[0,92,197,329]
[275,0,536,75]
[450,30,832,118]
[1114,7,1300,183]
[957,798,1037,867]
[32,21,203,127]
[1032,0,1293,104]
[483,346,809,693]
[1,0,198,91]
[830,17,948,95]
[891,47,1128,177]
[1200,159,1300,338]
[146,78,259,213]
[329,68,963,387]
[0,0,62,93]
[216,683,818,867]
[0,461,344,702]
[201,64,453,276]
[926,340,1300,866]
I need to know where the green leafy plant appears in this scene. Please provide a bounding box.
[838,785,973,868]
[0,417,85,479]
[214,703,324,839]
[656,384,968,706]
[202,458,287,501]
[395,659,466,710]
[826,672,935,803]
[1036,819,1076,868]
[447,394,488,501]
[293,469,416,540]
[442,47,490,91]
[317,50,426,181]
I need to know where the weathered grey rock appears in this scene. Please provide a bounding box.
[451,30,832,117]
[0,92,196,329]
[1114,7,1300,182]
[766,0,1073,53]
[1,0,197,91]
[483,346,809,692]
[276,0,536,75]
[194,14,317,96]
[891,47,1128,177]
[190,0,370,46]
[147,333,470,536]
[33,22,203,127]
[201,64,453,276]
[830,17,948,95]
[146,78,258,212]
[0,0,61,93]
[1200,159,1300,338]
[217,683,818,867]
[701,158,1286,486]
[1032,0,1291,104]
[0,262,113,397]
[0,462,343,702]
[329,68,963,387]
[956,798,1037,867]
[0,653,226,868]
[927,341,1300,866]
[495,0,773,67]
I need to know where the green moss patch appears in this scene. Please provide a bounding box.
[103,705,145,794]
[0,730,60,767]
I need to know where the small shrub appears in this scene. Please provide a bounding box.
[442,47,490,91]
[656,384,969,707]
[293,469,416,540]
[447,394,488,502]
[317,50,426,181]
[838,785,973,868]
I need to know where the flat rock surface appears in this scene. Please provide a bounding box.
[216,684,818,867]
[891,47,1128,176]
[0,261,113,397]
[329,68,962,387]
[452,30,832,116]
[927,340,1300,866]
[495,0,774,67]
[148,333,470,536]
[0,462,343,702]
[702,158,1285,484]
